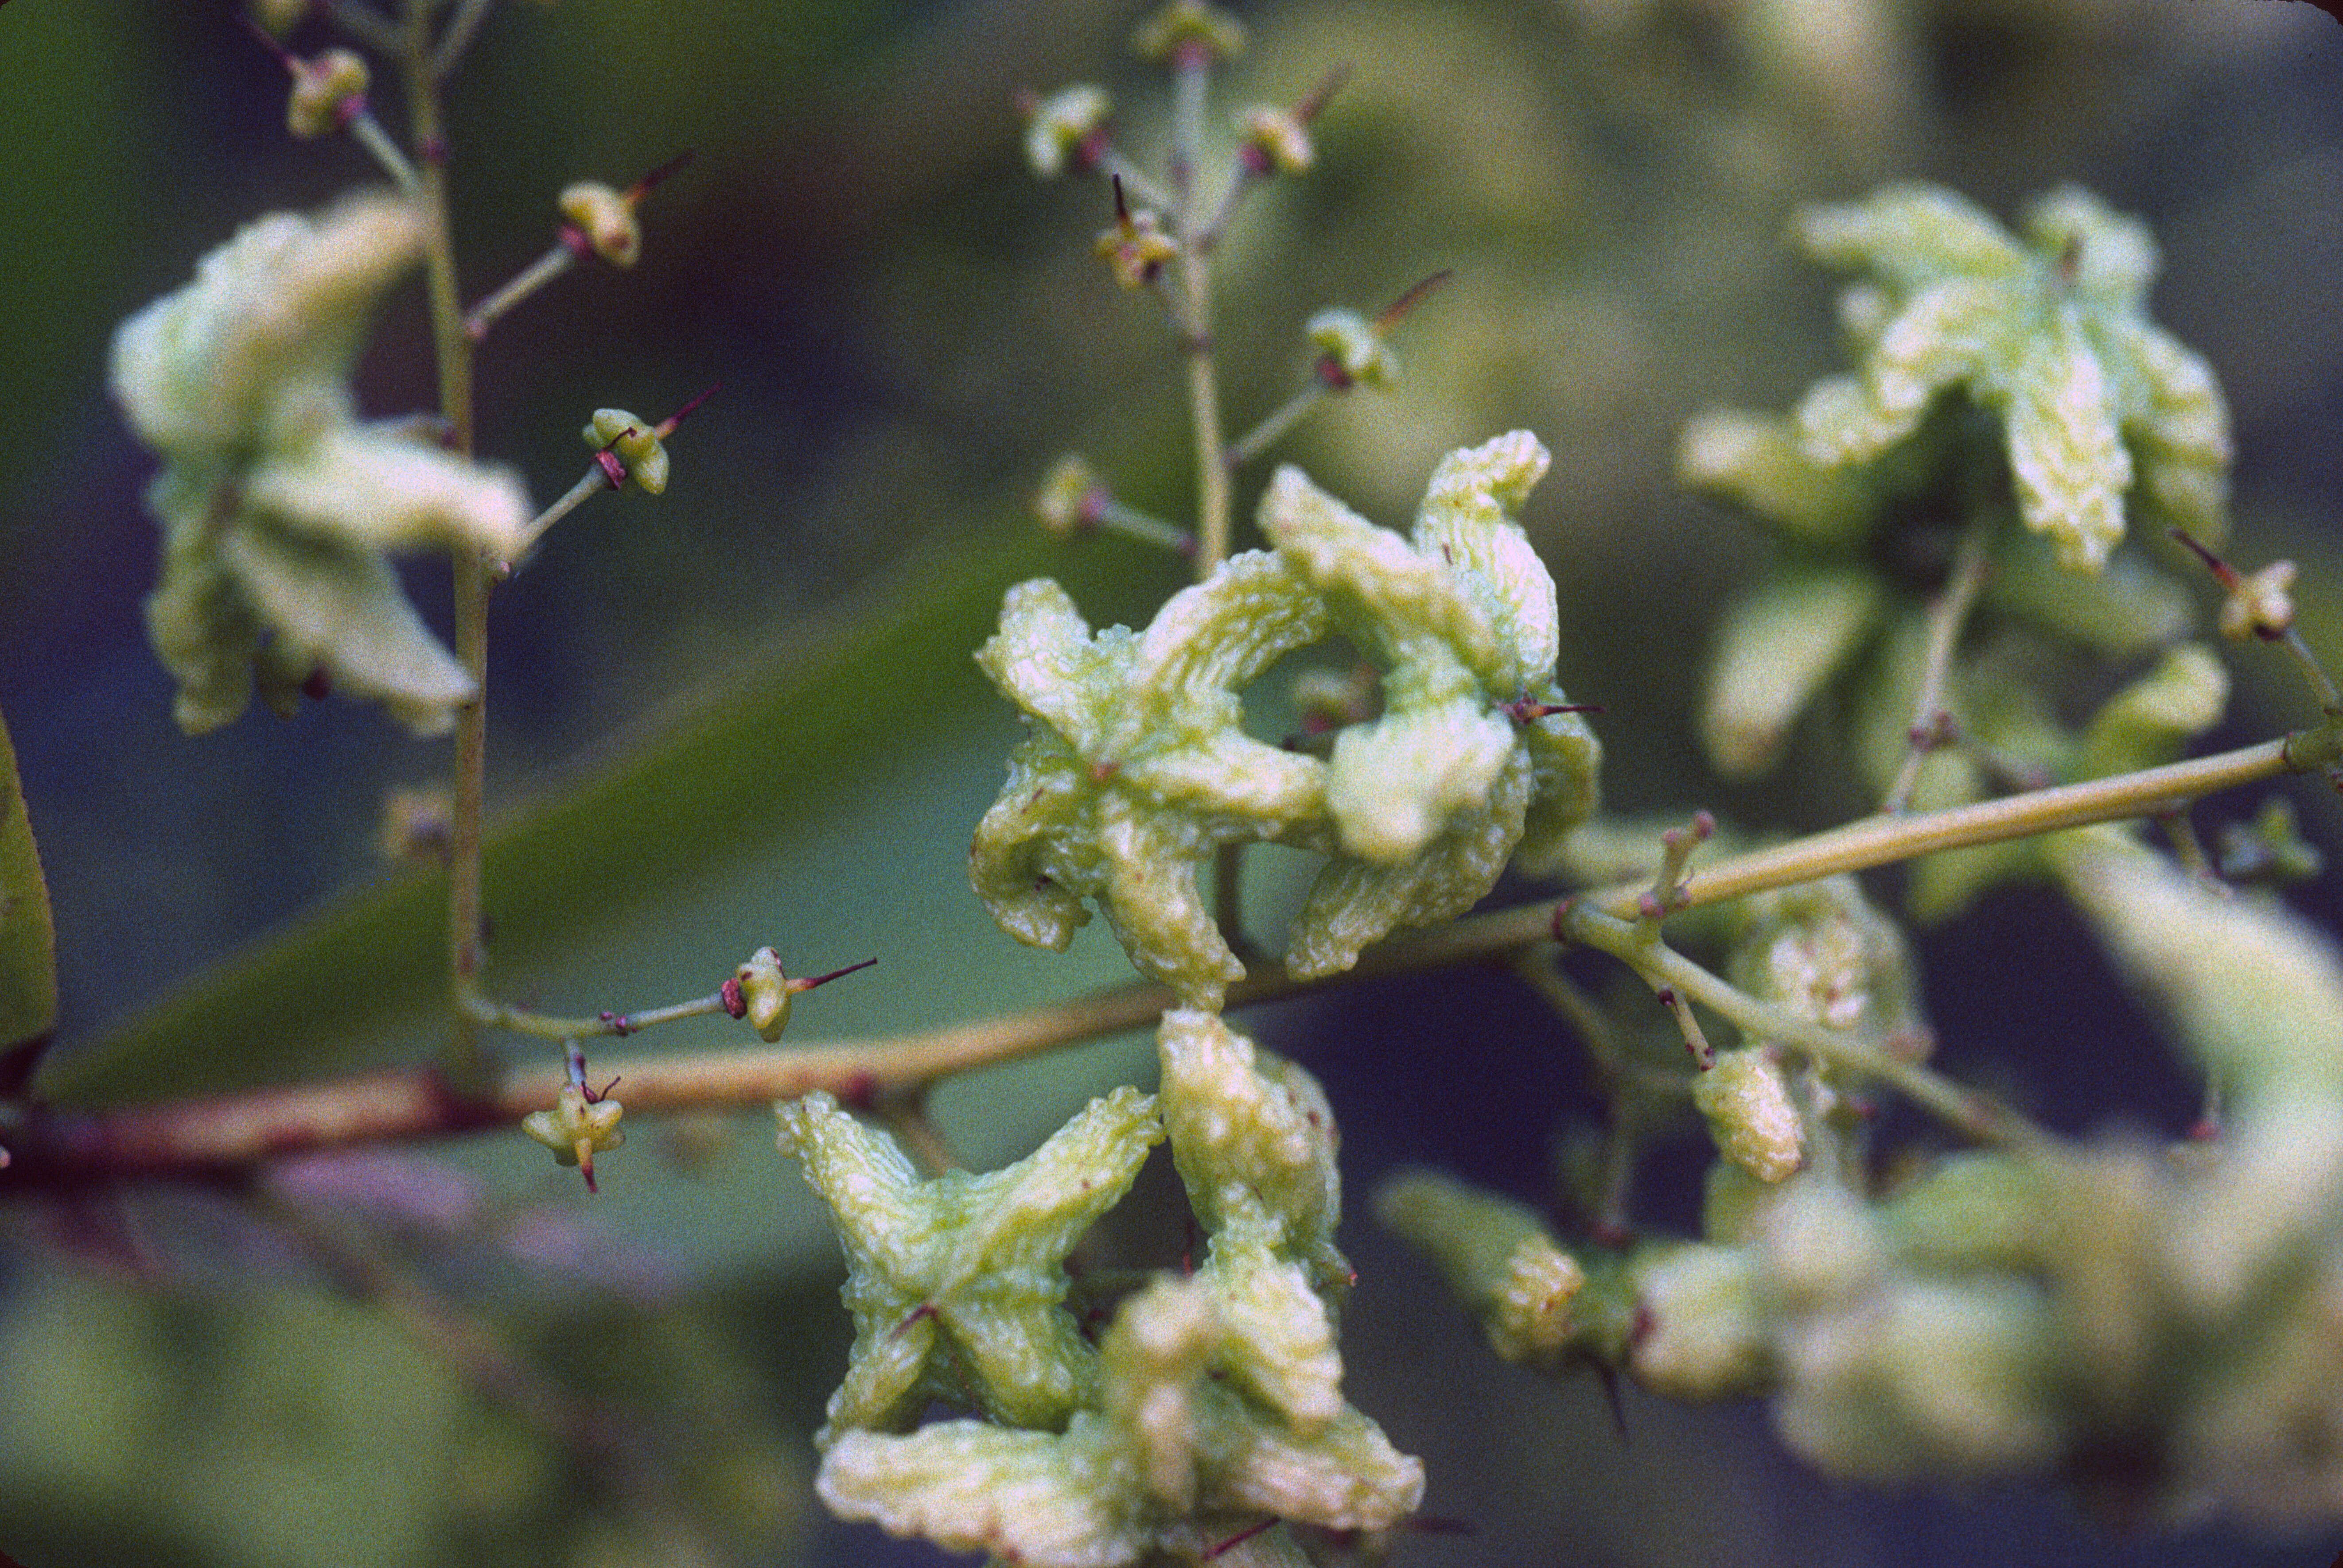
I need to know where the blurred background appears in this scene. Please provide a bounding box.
[4,0,2343,1563]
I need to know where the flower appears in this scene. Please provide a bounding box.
[113,192,530,734]
[1790,183,2230,574]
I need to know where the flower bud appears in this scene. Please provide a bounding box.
[1033,455,1103,536]
[522,1085,626,1173]
[1021,85,1110,179]
[559,182,641,267]
[287,50,369,139]
[1132,0,1246,62]
[2219,559,2297,643]
[582,408,668,493]
[736,945,794,1041]
[1238,105,1313,175]
[1305,309,1394,390]
[1095,208,1177,291]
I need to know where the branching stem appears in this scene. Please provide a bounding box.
[403,0,493,1089]
[1881,514,1993,813]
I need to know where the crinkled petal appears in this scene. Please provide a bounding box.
[1260,466,1500,674]
[977,578,1124,746]
[1095,796,1245,1005]
[111,193,425,458]
[1122,726,1324,826]
[1794,184,2028,290]
[2004,308,2129,573]
[2026,185,2157,308]
[1323,701,1515,864]
[1411,431,1560,682]
[222,520,474,736]
[1126,551,1326,726]
[244,424,529,556]
[1287,750,1531,981]
[1195,1392,1424,1532]
[818,1417,1148,1568]
[969,732,1098,953]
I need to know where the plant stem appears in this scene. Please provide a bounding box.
[1555,902,2045,1147]
[1224,383,1327,471]
[404,0,493,1089]
[11,726,2330,1184]
[1881,514,1992,813]
[461,991,732,1041]
[463,242,576,341]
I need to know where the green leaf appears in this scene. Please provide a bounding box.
[0,704,58,1055]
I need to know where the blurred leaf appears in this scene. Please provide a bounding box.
[0,704,58,1058]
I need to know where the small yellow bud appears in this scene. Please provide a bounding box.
[1094,209,1177,291]
[559,182,642,267]
[735,946,795,1042]
[582,408,668,493]
[2218,559,2296,643]
[1238,105,1313,175]
[1132,0,1246,62]
[287,50,369,139]
[1021,85,1111,180]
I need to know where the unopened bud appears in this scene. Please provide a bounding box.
[288,50,369,139]
[582,408,668,493]
[1305,308,1395,390]
[522,1085,626,1187]
[559,182,642,267]
[1095,207,1177,291]
[1034,455,1105,536]
[1133,0,1246,62]
[1238,105,1313,175]
[1022,85,1111,179]
[2219,559,2296,643]
[736,946,796,1042]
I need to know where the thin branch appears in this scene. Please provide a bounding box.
[1881,514,1993,813]
[8,726,2330,1187]
[1555,902,2045,1148]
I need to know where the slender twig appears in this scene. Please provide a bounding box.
[1223,384,1327,471]
[463,991,732,1041]
[430,0,498,80]
[1881,515,1993,813]
[1556,902,2045,1148]
[7,726,2329,1187]
[463,243,576,341]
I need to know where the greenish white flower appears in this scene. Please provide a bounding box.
[969,559,1331,1006]
[776,1085,1164,1442]
[972,432,1600,1002]
[804,1010,1421,1566]
[1791,183,2230,573]
[112,192,530,734]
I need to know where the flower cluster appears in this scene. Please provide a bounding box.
[970,432,1601,1005]
[1678,183,2230,784]
[783,1010,1421,1565]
